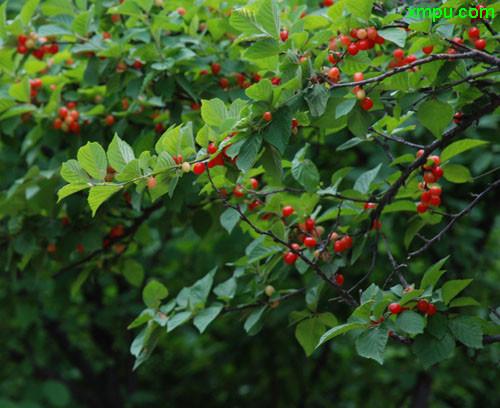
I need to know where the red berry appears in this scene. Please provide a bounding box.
[193,162,206,175]
[148,177,157,189]
[282,206,294,217]
[334,273,344,286]
[423,172,436,184]
[233,186,245,198]
[200,69,208,76]
[155,123,164,133]
[375,35,385,44]
[430,186,442,196]
[70,121,80,134]
[422,45,434,55]
[18,35,27,45]
[17,44,28,54]
[105,115,115,126]
[364,202,376,210]
[416,203,428,214]
[304,237,317,248]
[177,7,186,15]
[271,77,281,85]
[417,299,429,312]
[323,0,334,6]
[208,142,217,154]
[102,32,111,40]
[263,111,272,121]
[53,118,62,130]
[393,48,404,59]
[426,304,437,316]
[334,239,345,252]
[49,43,59,54]
[253,73,262,82]
[109,225,124,238]
[372,220,381,230]
[133,60,143,69]
[220,77,229,88]
[305,218,315,231]
[291,243,301,251]
[452,37,463,45]
[358,39,369,50]
[469,27,480,39]
[429,155,441,166]
[111,14,120,23]
[76,244,85,253]
[328,67,340,79]
[353,72,364,82]
[70,110,79,120]
[366,27,377,40]
[406,54,416,64]
[347,43,359,55]
[211,63,221,75]
[432,166,444,179]
[342,235,352,249]
[475,39,486,50]
[454,112,462,124]
[416,149,424,158]
[388,303,402,314]
[339,34,351,46]
[280,30,288,42]
[67,101,77,109]
[421,190,432,203]
[284,252,297,264]
[429,196,441,207]
[250,178,258,189]
[59,106,68,118]
[361,97,373,111]
[249,201,261,211]
[292,118,298,128]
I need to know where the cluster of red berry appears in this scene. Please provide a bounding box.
[332,27,385,57]
[468,26,487,50]
[53,104,81,135]
[192,136,239,175]
[388,299,437,316]
[17,34,59,58]
[388,48,418,70]
[415,150,444,214]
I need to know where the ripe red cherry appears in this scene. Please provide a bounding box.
[423,172,436,184]
[388,303,402,314]
[432,166,444,179]
[280,30,288,42]
[291,243,301,251]
[417,299,429,312]
[372,220,382,230]
[177,7,186,15]
[329,52,340,64]
[334,239,345,252]
[406,54,416,64]
[271,77,281,85]
[334,273,344,286]
[263,111,272,121]
[253,73,262,82]
[305,218,315,231]
[416,203,428,213]
[18,35,27,45]
[339,34,351,46]
[249,201,261,211]
[422,45,434,54]
[70,110,79,120]
[102,32,111,40]
[211,63,221,75]
[357,28,367,40]
[475,39,486,50]
[328,67,340,78]
[233,186,245,198]
[350,29,359,39]
[220,77,229,88]
[375,35,385,44]
[53,118,62,130]
[364,202,376,210]
[67,101,77,109]
[304,237,317,248]
[416,149,425,158]
[148,177,157,189]
[284,252,297,264]
[282,206,294,217]
[323,0,334,6]
[250,178,258,189]
[421,190,432,203]
[70,122,81,134]
[133,60,143,69]
[341,235,352,249]
[17,44,28,54]
[59,106,68,118]
[347,43,359,55]
[454,112,462,124]
[430,186,442,196]
[353,72,364,82]
[105,115,115,126]
[208,142,217,154]
[155,123,164,133]
[393,48,404,59]
[193,162,206,175]
[452,37,463,45]
[429,196,441,207]
[111,14,120,23]
[426,304,437,316]
[429,155,440,166]
[468,27,480,39]
[358,39,369,50]
[49,43,59,54]
[366,27,377,40]
[361,97,373,111]
[292,118,298,128]
[76,244,85,252]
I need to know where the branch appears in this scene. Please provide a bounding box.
[408,179,500,258]
[370,128,425,149]
[381,234,409,289]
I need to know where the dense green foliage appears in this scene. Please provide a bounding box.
[1,0,500,406]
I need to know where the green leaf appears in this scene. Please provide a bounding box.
[21,0,40,25]
[305,85,329,117]
[72,11,92,36]
[404,219,426,249]
[346,0,373,21]
[107,134,135,172]
[77,142,108,180]
[189,268,216,308]
[220,207,240,234]
[213,278,237,300]
[449,297,481,308]
[443,164,472,183]
[378,28,407,47]
[441,139,489,163]
[123,259,144,287]
[396,311,425,335]
[412,332,455,369]
[127,309,154,330]
[295,317,325,356]
[230,0,281,39]
[244,306,267,334]
[383,200,417,213]
[317,323,366,348]
[193,303,224,334]
[417,100,453,139]
[61,159,91,184]
[57,184,89,202]
[356,326,388,364]
[236,135,262,173]
[427,313,448,340]
[244,38,280,59]
[263,106,292,154]
[448,316,483,349]
[354,164,381,195]
[0,2,7,39]
[156,124,195,158]
[88,185,121,216]
[9,78,30,103]
[400,289,424,306]
[442,279,473,305]
[336,98,357,119]
[142,280,168,309]
[201,98,227,127]
[420,256,449,290]
[41,0,75,15]
[115,159,142,182]
[245,79,273,102]
[261,144,282,183]
[292,145,320,193]
[167,311,192,333]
